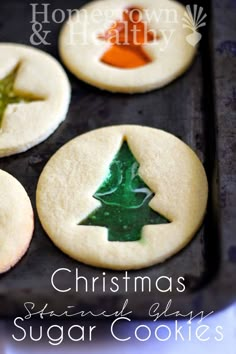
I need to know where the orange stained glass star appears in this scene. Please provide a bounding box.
[98,7,160,69]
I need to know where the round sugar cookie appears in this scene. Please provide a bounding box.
[36,125,208,270]
[0,43,71,158]
[59,0,198,93]
[0,170,34,273]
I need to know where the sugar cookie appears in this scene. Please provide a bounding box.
[59,0,197,93]
[0,43,71,157]
[37,126,208,270]
[0,170,34,273]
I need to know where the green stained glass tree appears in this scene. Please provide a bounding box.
[80,141,169,241]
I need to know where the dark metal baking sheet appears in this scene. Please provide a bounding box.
[0,0,235,318]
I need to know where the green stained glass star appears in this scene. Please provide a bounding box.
[0,64,41,127]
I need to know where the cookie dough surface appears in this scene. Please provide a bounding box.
[0,43,71,157]
[36,125,208,270]
[59,0,197,93]
[0,170,34,273]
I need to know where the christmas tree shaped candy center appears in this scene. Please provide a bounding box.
[80,142,169,242]
[0,64,42,128]
[98,7,160,69]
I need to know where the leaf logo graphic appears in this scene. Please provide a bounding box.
[182,5,207,47]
